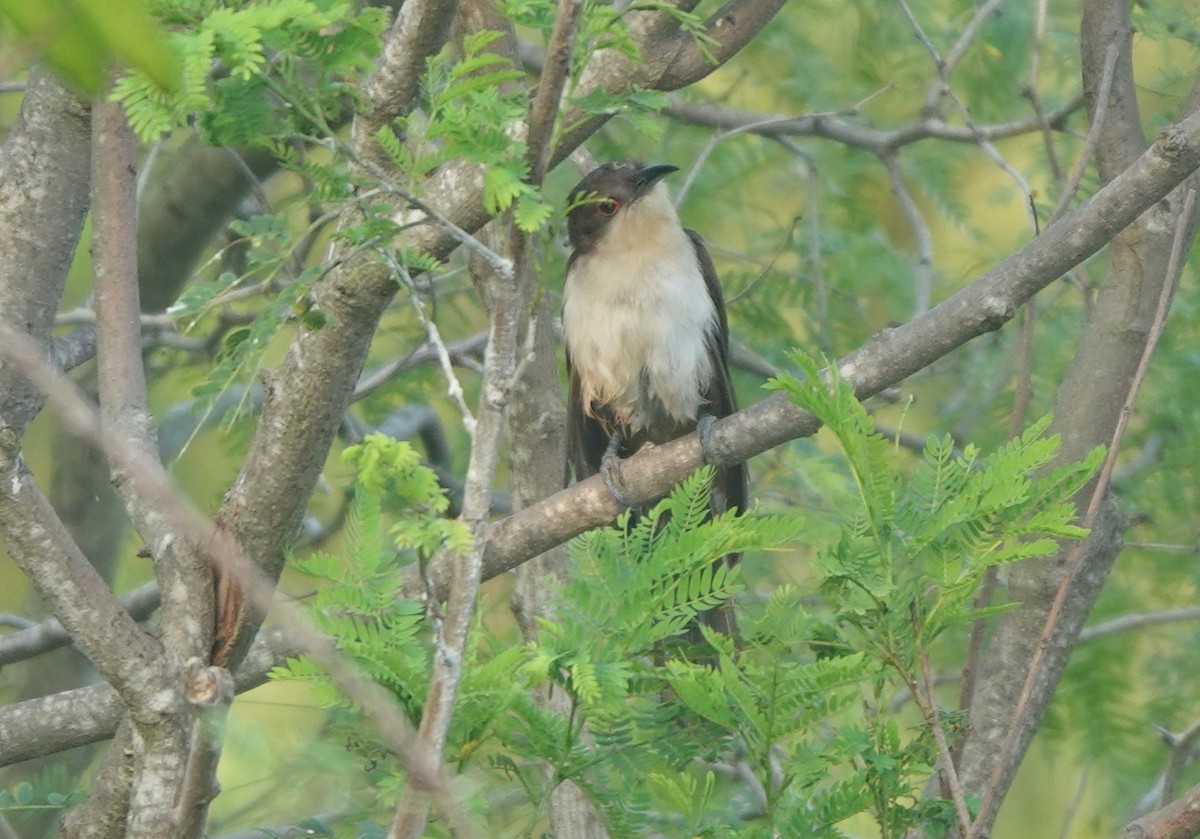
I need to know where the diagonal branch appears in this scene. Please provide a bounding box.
[0,431,161,706]
[0,67,91,432]
[211,0,465,669]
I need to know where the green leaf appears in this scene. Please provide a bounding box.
[0,0,179,95]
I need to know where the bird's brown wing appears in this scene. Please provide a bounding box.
[564,246,617,483]
[566,343,612,482]
[688,229,748,519]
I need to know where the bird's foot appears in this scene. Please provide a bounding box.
[697,414,718,465]
[600,432,632,507]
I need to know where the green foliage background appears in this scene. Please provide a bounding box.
[0,0,1198,836]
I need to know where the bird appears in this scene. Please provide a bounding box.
[562,160,747,639]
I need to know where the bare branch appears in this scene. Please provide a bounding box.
[663,93,1084,155]
[354,0,461,163]
[0,629,300,768]
[387,2,587,826]
[93,98,215,677]
[1081,0,1147,179]
[0,582,160,667]
[93,98,151,447]
[1049,44,1119,224]
[1117,781,1200,839]
[1079,607,1200,642]
[882,154,935,317]
[525,0,584,184]
[0,67,91,432]
[0,428,161,705]
[916,652,971,833]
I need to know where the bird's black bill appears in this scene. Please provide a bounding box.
[636,163,680,191]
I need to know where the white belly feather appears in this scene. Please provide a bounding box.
[563,187,717,433]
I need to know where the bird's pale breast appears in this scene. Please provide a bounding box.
[564,190,718,434]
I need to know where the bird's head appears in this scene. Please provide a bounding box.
[565,161,680,254]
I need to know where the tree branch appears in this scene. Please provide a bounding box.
[0,629,299,768]
[210,0,465,669]
[0,582,160,667]
[0,66,91,432]
[1118,781,1200,839]
[663,93,1083,156]
[0,432,161,709]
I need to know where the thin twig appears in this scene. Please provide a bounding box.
[388,253,477,435]
[332,140,515,281]
[674,113,800,208]
[1048,44,1119,225]
[1160,716,1200,805]
[388,6,583,835]
[0,582,161,667]
[882,154,935,317]
[899,0,1040,234]
[1079,607,1200,642]
[956,567,998,721]
[664,93,1084,155]
[1057,759,1091,839]
[353,331,488,400]
[918,651,972,834]
[1022,0,1066,182]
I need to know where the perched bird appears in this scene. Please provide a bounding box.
[562,160,747,638]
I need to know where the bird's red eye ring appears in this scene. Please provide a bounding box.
[597,198,620,216]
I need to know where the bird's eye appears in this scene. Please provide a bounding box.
[597,198,620,216]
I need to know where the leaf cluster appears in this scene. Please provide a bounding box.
[768,353,1103,673]
[115,0,386,143]
[267,362,1105,835]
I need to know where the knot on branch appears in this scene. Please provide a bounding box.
[0,425,19,457]
[184,657,235,707]
[1155,124,1190,159]
[979,295,1016,329]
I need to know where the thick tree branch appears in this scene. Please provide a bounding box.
[211,0,464,668]
[951,15,1200,829]
[93,96,215,679]
[1118,781,1200,839]
[0,66,91,431]
[354,0,460,156]
[0,630,299,768]
[0,437,162,707]
[1082,0,1145,179]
